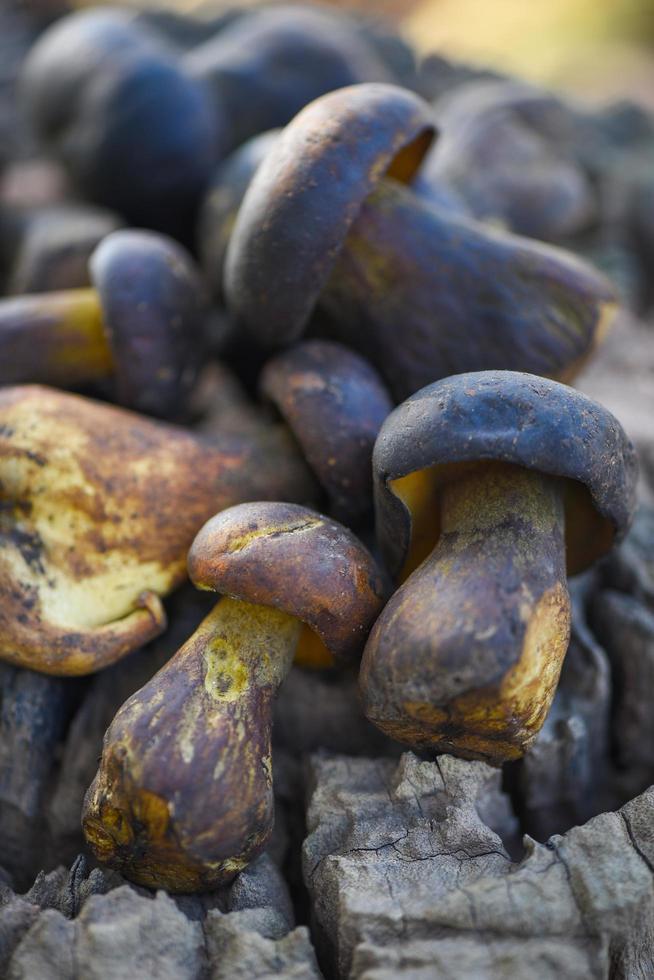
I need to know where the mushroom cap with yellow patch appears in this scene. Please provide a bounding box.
[188,501,389,665]
[0,386,316,675]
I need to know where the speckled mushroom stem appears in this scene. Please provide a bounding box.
[321,178,616,400]
[0,288,113,386]
[360,462,571,764]
[82,596,301,893]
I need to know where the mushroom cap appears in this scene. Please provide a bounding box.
[197,129,280,301]
[90,230,208,420]
[184,5,392,156]
[0,385,317,675]
[260,340,392,524]
[21,8,217,236]
[188,502,388,665]
[374,371,638,580]
[426,79,595,240]
[224,82,436,346]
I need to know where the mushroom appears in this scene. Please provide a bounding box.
[183,4,391,156]
[0,229,207,420]
[21,6,391,236]
[359,371,638,764]
[422,79,595,241]
[1,202,122,296]
[225,83,617,401]
[197,129,280,303]
[0,386,316,675]
[82,501,387,892]
[20,8,217,238]
[260,339,393,525]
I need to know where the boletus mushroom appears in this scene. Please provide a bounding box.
[359,371,638,763]
[82,501,387,891]
[0,386,315,675]
[260,339,393,525]
[225,83,617,400]
[21,8,217,238]
[0,229,207,419]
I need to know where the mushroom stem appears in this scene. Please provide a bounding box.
[321,177,615,400]
[83,596,301,892]
[360,462,571,763]
[0,288,113,386]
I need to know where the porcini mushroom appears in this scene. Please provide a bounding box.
[82,501,387,891]
[0,229,207,420]
[183,4,391,156]
[260,339,393,524]
[197,129,280,302]
[422,79,595,241]
[0,386,316,675]
[21,8,217,238]
[225,83,617,400]
[359,371,638,763]
[2,202,122,296]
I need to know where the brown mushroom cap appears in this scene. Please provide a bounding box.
[224,83,436,347]
[374,372,638,582]
[260,340,393,524]
[188,501,388,665]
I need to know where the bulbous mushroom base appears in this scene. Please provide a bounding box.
[83,596,301,892]
[360,463,571,764]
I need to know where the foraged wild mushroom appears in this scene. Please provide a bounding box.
[21,8,217,237]
[0,229,207,419]
[225,83,617,400]
[260,339,393,524]
[82,501,387,892]
[183,4,391,156]
[422,79,595,241]
[2,201,122,296]
[197,129,280,301]
[0,386,316,675]
[359,371,638,763]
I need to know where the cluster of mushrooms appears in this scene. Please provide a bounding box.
[0,4,639,894]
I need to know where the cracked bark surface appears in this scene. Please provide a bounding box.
[0,853,322,979]
[303,751,654,979]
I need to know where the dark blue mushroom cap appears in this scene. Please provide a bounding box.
[374,371,638,579]
[90,230,207,420]
[224,83,436,347]
[21,8,218,238]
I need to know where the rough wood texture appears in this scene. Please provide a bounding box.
[303,751,654,979]
[0,853,322,980]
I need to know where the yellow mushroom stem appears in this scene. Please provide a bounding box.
[83,595,331,892]
[361,462,572,764]
[0,288,114,386]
